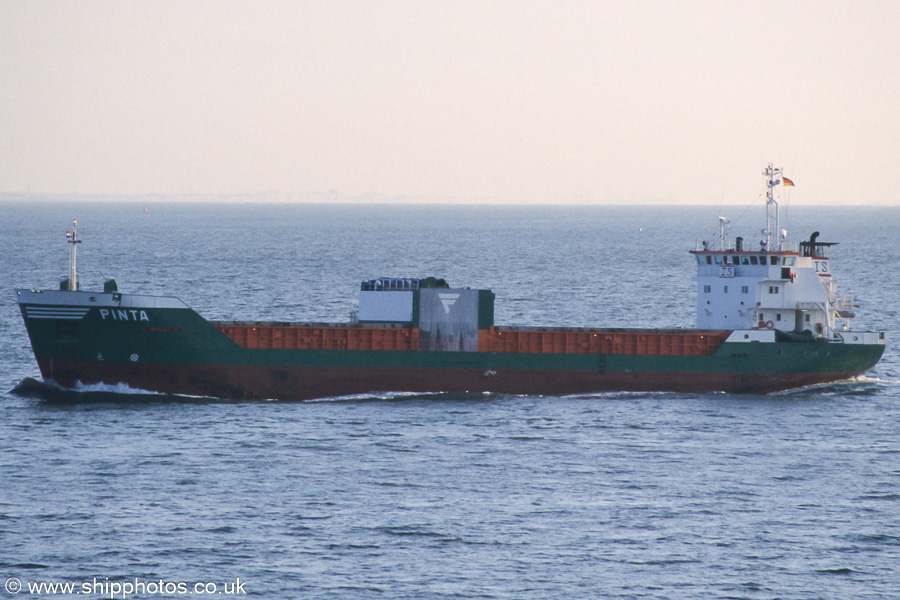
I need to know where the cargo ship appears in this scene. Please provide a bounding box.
[15,166,885,399]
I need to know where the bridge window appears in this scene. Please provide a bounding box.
[770,256,778,265]
[749,256,759,265]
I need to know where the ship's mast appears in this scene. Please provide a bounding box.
[763,163,782,251]
[717,216,730,251]
[67,220,81,291]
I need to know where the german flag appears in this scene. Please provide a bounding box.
[782,176,795,187]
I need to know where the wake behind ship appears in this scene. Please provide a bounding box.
[15,167,885,400]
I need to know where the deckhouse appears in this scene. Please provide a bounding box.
[690,164,853,338]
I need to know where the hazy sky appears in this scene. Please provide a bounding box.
[2,1,899,204]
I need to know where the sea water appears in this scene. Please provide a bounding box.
[1,201,898,599]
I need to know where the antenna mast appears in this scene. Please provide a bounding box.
[763,163,782,251]
[67,220,81,291]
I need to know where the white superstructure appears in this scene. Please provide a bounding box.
[691,164,853,339]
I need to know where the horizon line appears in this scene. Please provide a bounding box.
[1,191,895,208]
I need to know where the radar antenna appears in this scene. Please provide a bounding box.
[717,216,730,251]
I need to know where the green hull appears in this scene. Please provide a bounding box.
[16,289,886,400]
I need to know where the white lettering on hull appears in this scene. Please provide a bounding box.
[99,308,150,322]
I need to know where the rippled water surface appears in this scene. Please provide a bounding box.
[2,202,898,599]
